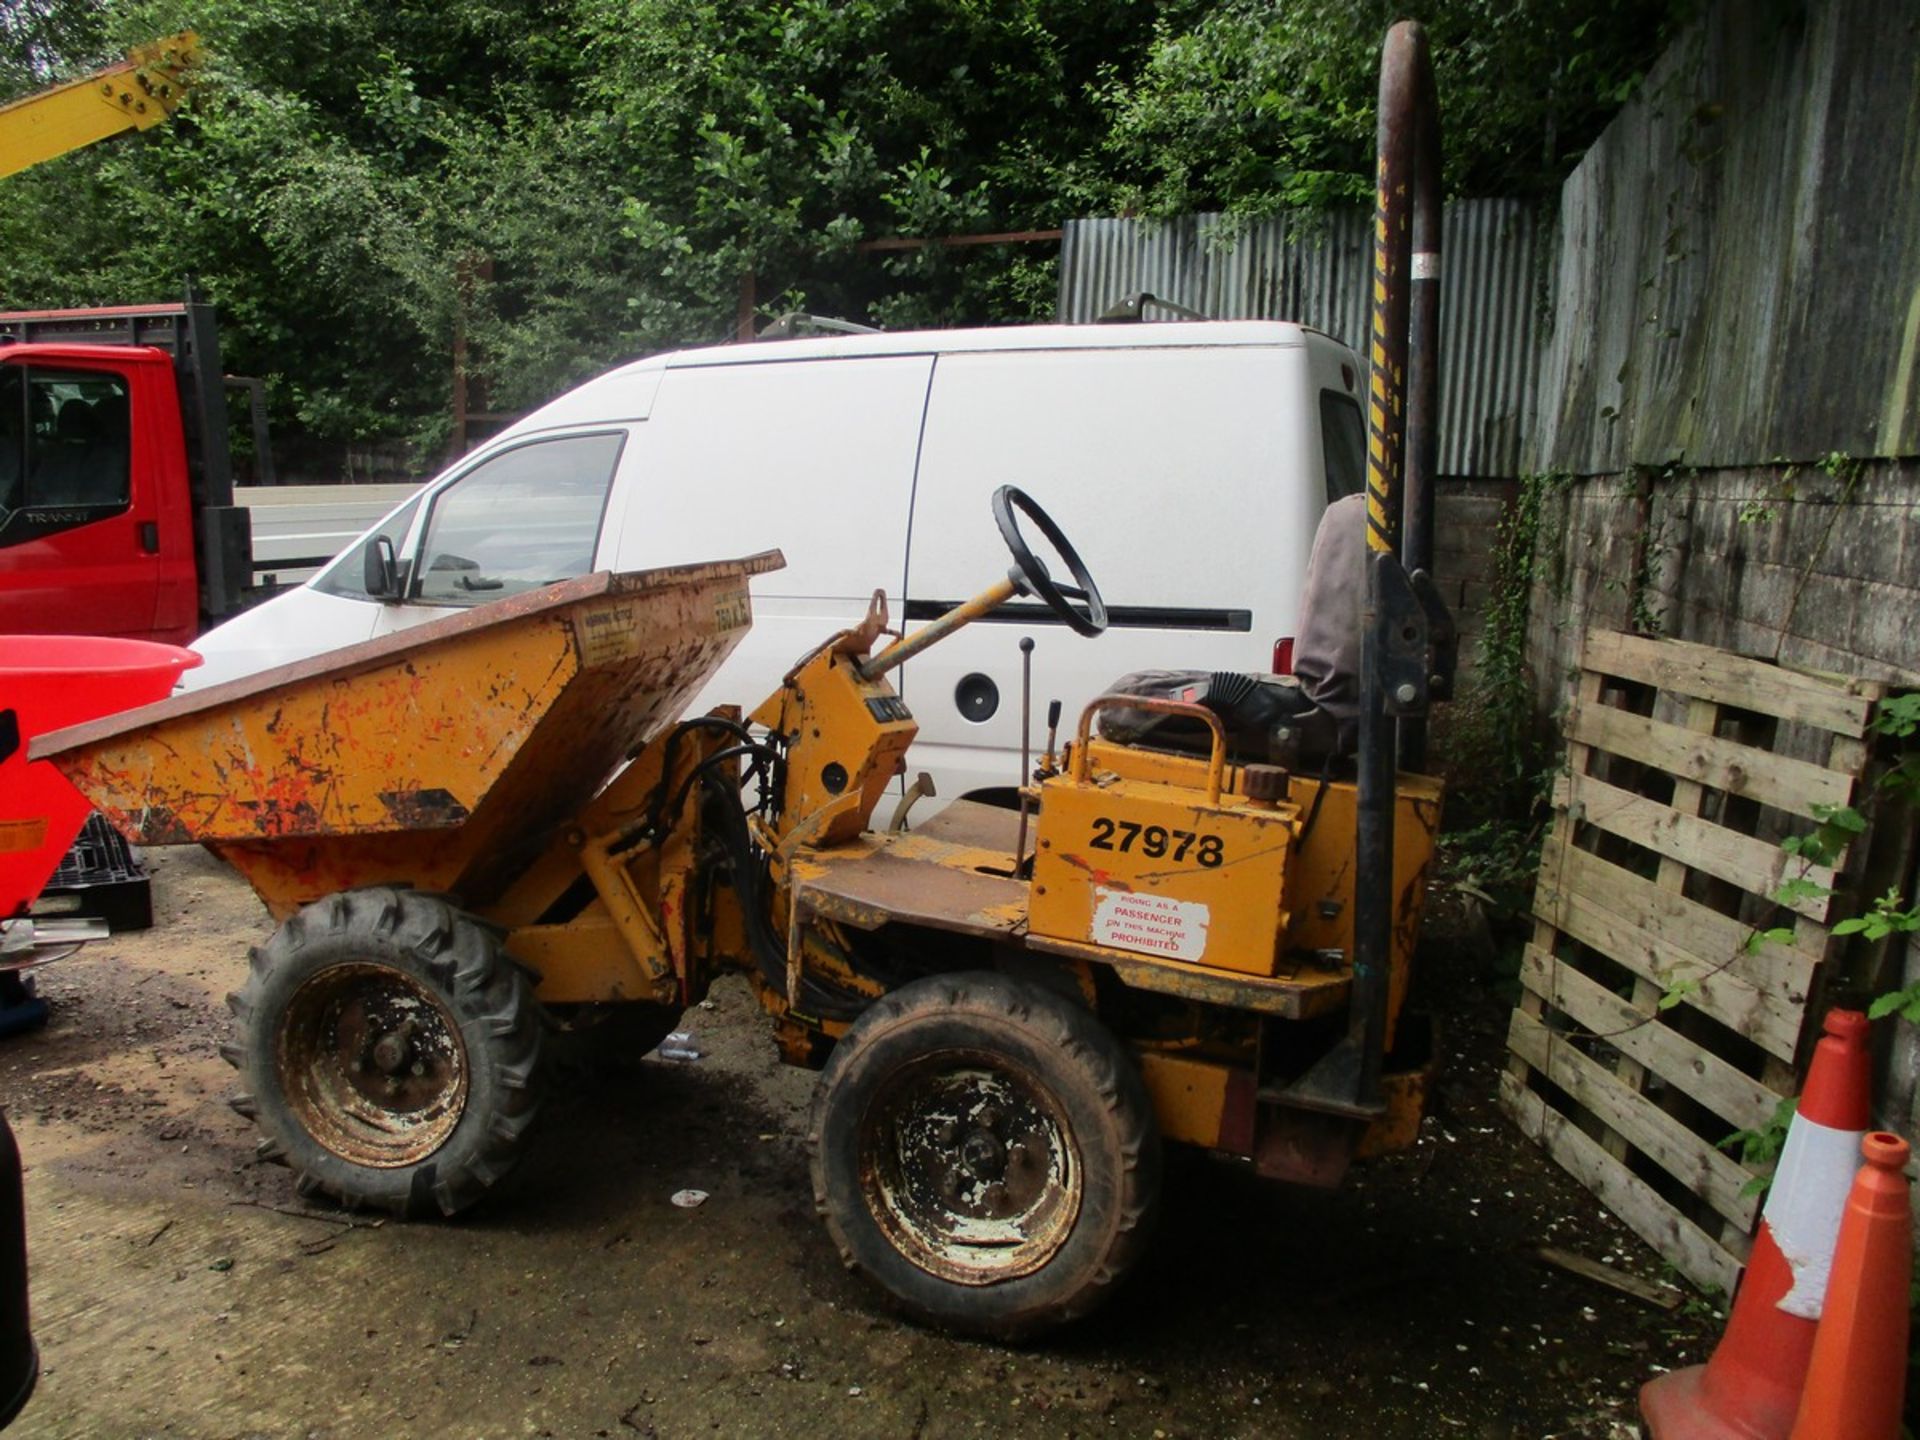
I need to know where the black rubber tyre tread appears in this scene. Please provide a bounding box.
[808,970,1161,1341]
[222,887,544,1219]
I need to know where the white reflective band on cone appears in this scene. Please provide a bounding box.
[1764,1115,1866,1319]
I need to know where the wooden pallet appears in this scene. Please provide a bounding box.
[1501,627,1884,1293]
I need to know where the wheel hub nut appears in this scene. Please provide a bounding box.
[370,1020,416,1075]
[961,1130,1005,1181]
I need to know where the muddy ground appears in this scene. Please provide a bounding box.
[2,847,1717,1439]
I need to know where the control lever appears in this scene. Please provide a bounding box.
[888,772,937,832]
[1014,637,1036,867]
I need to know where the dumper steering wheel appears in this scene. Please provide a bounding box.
[993,486,1108,637]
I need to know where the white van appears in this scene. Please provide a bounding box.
[188,321,1367,805]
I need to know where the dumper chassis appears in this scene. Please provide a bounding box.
[42,479,1446,1338]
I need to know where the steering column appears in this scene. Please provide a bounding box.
[859,486,1106,681]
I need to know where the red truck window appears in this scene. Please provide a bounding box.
[0,366,132,546]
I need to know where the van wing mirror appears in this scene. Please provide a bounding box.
[364,534,402,602]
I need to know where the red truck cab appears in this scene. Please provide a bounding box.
[0,301,251,644]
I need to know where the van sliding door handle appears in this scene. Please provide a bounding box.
[137,521,160,554]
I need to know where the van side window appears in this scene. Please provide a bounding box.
[313,493,424,599]
[1319,390,1366,503]
[0,366,132,547]
[410,432,625,607]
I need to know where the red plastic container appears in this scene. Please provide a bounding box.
[0,637,201,919]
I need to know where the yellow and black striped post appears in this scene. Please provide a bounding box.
[1351,19,1439,1108]
[1365,149,1406,564]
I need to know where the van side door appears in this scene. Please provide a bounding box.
[902,344,1324,804]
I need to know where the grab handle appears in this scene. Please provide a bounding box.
[1071,695,1226,806]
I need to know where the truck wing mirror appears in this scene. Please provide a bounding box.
[364,534,402,602]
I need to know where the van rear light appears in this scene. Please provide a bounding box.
[1272,636,1295,675]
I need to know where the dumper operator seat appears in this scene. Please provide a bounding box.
[1097,493,1366,771]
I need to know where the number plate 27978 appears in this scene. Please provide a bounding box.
[1086,816,1224,867]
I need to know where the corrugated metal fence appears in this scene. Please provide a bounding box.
[1057,201,1545,479]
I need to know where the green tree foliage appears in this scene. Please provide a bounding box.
[0,0,1684,463]
[1082,0,1690,216]
[1,0,113,93]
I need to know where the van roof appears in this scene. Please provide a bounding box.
[656,319,1330,370]
[503,320,1347,439]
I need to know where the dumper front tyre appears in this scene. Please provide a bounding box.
[809,971,1160,1340]
[223,889,543,1218]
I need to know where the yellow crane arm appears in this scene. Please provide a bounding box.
[0,31,199,181]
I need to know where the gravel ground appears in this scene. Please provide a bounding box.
[0,847,1718,1438]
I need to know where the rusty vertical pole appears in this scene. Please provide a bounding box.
[1353,19,1438,1107]
[1400,66,1444,770]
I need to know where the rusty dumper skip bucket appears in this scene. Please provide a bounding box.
[48,559,772,926]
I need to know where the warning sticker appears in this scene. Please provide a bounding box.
[573,601,640,667]
[713,585,752,631]
[1089,887,1210,963]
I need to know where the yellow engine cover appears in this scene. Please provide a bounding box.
[1029,775,1294,977]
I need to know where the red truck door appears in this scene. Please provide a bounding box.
[0,345,194,643]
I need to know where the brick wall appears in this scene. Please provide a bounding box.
[1432,477,1518,683]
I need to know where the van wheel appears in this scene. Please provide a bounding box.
[809,971,1160,1340]
[223,888,543,1218]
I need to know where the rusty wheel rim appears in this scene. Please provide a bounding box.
[858,1052,1081,1286]
[277,963,469,1168]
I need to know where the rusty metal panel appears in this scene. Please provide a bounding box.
[1532,2,1920,472]
[1025,930,1349,1019]
[788,802,1030,941]
[1058,201,1544,477]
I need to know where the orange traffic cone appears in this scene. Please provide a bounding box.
[1788,1130,1911,1439]
[1640,1009,1872,1439]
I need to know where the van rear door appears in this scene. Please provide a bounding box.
[902,343,1326,804]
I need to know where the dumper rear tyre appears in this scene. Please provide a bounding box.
[223,888,543,1218]
[809,971,1160,1340]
